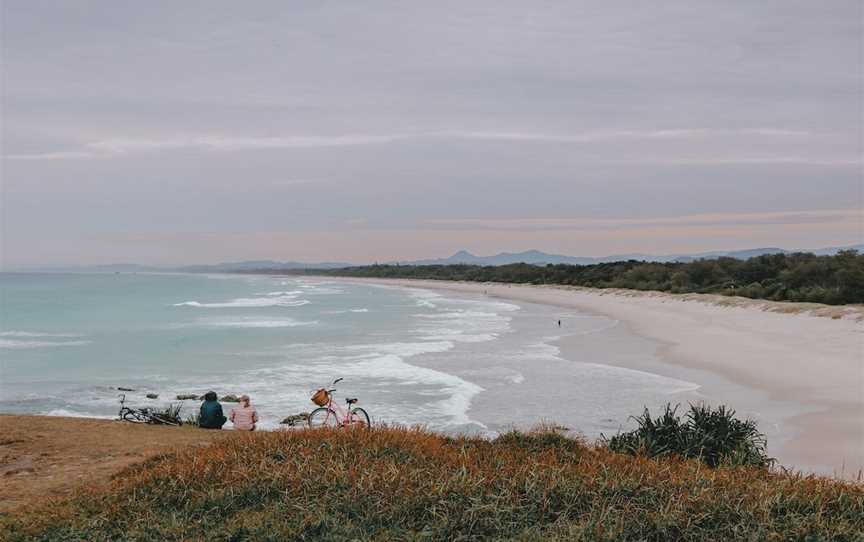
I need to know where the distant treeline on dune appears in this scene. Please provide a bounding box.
[263,250,864,305]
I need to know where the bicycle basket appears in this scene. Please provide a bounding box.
[311,389,329,406]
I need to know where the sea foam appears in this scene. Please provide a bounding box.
[0,339,91,349]
[174,296,310,308]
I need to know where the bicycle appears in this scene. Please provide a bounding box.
[308,378,371,428]
[118,394,183,426]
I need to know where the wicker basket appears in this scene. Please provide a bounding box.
[311,389,329,407]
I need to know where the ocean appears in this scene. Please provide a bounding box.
[0,272,706,435]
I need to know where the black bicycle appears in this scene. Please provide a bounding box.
[118,394,183,426]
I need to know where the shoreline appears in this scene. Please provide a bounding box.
[322,277,864,479]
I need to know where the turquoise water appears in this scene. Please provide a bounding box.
[1,272,707,435]
[0,273,522,429]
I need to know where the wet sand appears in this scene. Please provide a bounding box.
[336,278,864,479]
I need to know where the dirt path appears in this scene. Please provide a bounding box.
[0,415,231,513]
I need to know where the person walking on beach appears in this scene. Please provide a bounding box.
[198,391,227,429]
[230,394,259,431]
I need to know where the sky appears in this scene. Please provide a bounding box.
[1,1,862,267]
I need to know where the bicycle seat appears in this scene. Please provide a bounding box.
[346,398,358,405]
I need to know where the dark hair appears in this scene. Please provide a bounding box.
[204,391,218,402]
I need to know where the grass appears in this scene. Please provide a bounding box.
[2,425,862,541]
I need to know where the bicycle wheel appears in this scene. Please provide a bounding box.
[308,407,339,428]
[121,408,147,423]
[149,414,182,427]
[349,407,370,428]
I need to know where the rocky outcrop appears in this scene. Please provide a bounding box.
[176,394,200,400]
[146,393,159,399]
[219,394,241,403]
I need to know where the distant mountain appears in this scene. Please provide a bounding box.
[402,250,596,266]
[8,244,861,273]
[394,244,864,267]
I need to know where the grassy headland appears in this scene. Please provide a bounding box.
[4,425,862,541]
[272,251,864,305]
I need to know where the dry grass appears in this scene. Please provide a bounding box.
[3,426,862,541]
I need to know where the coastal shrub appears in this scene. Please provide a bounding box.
[605,403,773,468]
[152,402,183,425]
[2,426,861,541]
[279,250,864,304]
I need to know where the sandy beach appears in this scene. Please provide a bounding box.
[334,278,864,479]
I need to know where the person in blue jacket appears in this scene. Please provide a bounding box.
[198,391,227,429]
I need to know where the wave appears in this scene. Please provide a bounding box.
[198,318,318,328]
[256,290,304,296]
[43,409,114,419]
[296,281,345,295]
[324,308,370,315]
[342,341,455,357]
[174,296,311,308]
[0,331,83,338]
[0,339,91,349]
[415,309,512,343]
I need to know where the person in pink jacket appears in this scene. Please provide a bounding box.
[229,395,259,431]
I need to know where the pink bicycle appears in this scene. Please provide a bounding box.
[308,378,371,428]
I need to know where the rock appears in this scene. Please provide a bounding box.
[280,412,310,426]
[117,387,135,392]
[146,393,159,399]
[176,394,200,400]
[220,394,241,402]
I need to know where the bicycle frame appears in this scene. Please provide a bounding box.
[318,394,358,427]
[313,378,368,428]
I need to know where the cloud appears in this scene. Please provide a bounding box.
[3,135,403,160]
[4,150,102,161]
[87,135,402,153]
[436,128,812,143]
[422,209,862,232]
[3,128,824,161]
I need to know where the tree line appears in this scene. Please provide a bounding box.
[261,250,864,305]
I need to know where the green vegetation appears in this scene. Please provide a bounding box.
[4,425,862,541]
[606,403,772,468]
[278,250,864,305]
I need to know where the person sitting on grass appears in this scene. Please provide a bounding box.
[198,391,227,429]
[230,394,259,431]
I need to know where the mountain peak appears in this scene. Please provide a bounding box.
[451,250,476,258]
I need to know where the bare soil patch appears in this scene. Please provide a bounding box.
[0,415,229,513]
